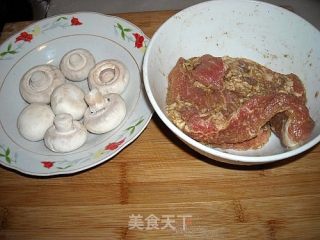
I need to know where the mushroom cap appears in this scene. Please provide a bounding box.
[50,83,88,120]
[19,64,66,104]
[88,59,129,95]
[84,90,126,134]
[60,48,96,81]
[44,113,88,152]
[17,103,55,141]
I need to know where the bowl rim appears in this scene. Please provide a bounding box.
[143,0,320,163]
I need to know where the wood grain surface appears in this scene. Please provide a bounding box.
[0,11,320,240]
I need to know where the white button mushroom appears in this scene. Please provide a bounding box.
[60,48,95,81]
[19,64,66,104]
[50,83,88,120]
[88,59,129,95]
[83,89,126,134]
[44,113,88,152]
[17,103,55,141]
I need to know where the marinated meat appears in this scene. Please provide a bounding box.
[166,54,314,150]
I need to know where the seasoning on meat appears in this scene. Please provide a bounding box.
[166,54,314,150]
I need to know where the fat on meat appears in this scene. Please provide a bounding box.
[166,54,314,150]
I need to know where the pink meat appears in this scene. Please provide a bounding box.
[167,54,314,149]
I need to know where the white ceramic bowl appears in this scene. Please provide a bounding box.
[143,0,320,165]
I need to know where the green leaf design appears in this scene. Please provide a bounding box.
[135,119,144,127]
[121,31,125,40]
[125,126,136,135]
[0,45,18,58]
[124,118,144,135]
[57,165,72,170]
[5,156,11,164]
[5,147,10,156]
[0,52,8,57]
[56,16,67,21]
[125,125,133,131]
[117,23,123,31]
[0,146,12,164]
[116,23,131,40]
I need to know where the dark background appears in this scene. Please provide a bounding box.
[0,0,33,33]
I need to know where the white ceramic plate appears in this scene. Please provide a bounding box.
[0,12,153,176]
[143,0,320,164]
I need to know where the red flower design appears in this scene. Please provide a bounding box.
[15,31,33,42]
[105,138,126,151]
[133,33,144,48]
[41,161,54,169]
[71,17,82,26]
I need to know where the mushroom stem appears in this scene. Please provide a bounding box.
[85,89,106,113]
[44,113,87,152]
[100,67,116,83]
[88,59,129,95]
[54,113,74,132]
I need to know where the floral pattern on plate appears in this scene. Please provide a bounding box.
[38,116,145,171]
[114,23,147,51]
[0,16,83,60]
